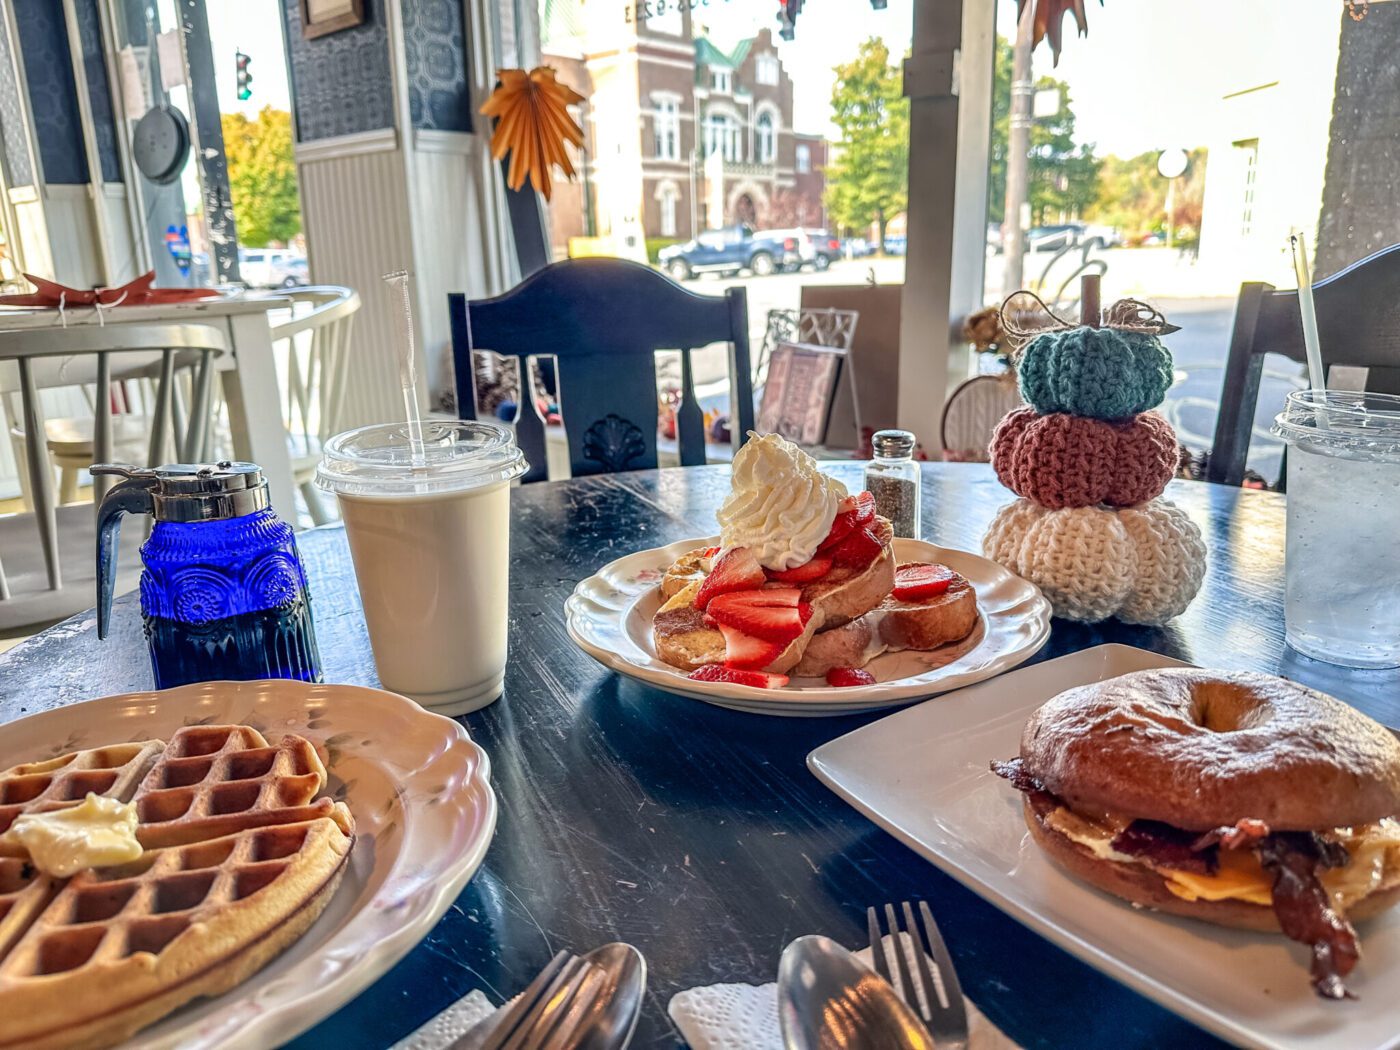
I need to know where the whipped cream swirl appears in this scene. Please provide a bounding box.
[717,433,847,570]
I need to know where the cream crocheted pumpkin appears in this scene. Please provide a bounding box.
[983,497,1206,624]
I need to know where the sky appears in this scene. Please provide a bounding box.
[204,0,293,116]
[196,0,1277,158]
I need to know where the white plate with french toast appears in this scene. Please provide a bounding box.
[810,645,1400,1050]
[566,533,1051,716]
[0,679,494,1049]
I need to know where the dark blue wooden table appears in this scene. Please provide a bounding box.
[3,463,1396,1048]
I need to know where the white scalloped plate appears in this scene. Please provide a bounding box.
[0,680,495,1050]
[565,536,1052,716]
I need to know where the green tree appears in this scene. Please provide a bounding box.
[824,39,908,247]
[987,36,1100,226]
[221,107,301,247]
[1084,146,1208,243]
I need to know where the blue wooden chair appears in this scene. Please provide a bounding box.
[1209,243,1400,487]
[449,258,755,483]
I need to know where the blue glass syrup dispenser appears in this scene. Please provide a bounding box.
[93,462,323,689]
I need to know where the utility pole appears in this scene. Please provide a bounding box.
[1001,0,1034,295]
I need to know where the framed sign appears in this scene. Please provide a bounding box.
[301,0,367,39]
[756,341,845,446]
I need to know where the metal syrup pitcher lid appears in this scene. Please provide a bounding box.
[92,462,270,640]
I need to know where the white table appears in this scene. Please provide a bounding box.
[0,294,296,513]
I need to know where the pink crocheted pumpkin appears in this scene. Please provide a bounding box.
[991,406,1176,509]
[990,406,1178,509]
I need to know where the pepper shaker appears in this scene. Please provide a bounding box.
[865,430,921,539]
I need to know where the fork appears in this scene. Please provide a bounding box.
[472,950,601,1050]
[867,901,970,1050]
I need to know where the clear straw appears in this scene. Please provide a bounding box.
[382,269,427,467]
[1290,233,1327,395]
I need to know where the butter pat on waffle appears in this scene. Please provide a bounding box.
[0,725,354,1050]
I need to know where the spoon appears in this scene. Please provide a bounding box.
[777,935,934,1050]
[456,942,645,1050]
[572,942,647,1049]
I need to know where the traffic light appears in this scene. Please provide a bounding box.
[236,51,252,101]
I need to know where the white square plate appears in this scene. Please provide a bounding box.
[808,644,1400,1050]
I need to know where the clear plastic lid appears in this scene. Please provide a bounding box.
[315,420,529,497]
[1271,390,1400,462]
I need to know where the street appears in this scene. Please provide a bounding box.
[671,251,1298,483]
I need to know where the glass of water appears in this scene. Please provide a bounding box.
[1272,389,1400,668]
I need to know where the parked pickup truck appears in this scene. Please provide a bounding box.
[658,225,786,280]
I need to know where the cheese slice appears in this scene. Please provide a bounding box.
[1046,806,1400,911]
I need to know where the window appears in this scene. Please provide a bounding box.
[711,69,731,94]
[647,0,681,36]
[657,183,679,237]
[755,112,775,164]
[795,144,810,174]
[654,99,679,160]
[756,54,779,86]
[1236,139,1259,238]
[705,113,741,162]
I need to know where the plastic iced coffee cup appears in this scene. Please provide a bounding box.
[316,420,528,713]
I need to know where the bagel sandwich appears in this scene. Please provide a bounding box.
[992,668,1400,999]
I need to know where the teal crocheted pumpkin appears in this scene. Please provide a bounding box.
[1017,326,1173,420]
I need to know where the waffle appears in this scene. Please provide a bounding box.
[0,726,354,1050]
[0,741,164,841]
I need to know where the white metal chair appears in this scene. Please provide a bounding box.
[0,323,226,634]
[268,286,360,524]
[939,374,1023,462]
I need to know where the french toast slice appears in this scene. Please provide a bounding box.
[797,516,896,628]
[652,580,821,674]
[660,548,713,601]
[794,563,979,677]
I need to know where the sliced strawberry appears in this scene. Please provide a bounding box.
[695,547,765,609]
[849,491,876,525]
[708,587,809,643]
[818,513,856,551]
[826,667,876,687]
[893,563,957,602]
[687,664,790,688]
[766,554,833,584]
[831,524,883,567]
[703,546,721,558]
[819,492,875,551]
[717,623,786,669]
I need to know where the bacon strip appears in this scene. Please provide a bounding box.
[990,757,1042,792]
[1190,818,1272,852]
[1257,832,1358,1000]
[1110,820,1218,875]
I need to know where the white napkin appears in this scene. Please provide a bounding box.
[668,934,1021,1050]
[391,989,498,1050]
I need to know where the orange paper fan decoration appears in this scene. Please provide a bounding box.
[480,67,585,201]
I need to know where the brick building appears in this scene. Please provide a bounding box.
[541,0,828,254]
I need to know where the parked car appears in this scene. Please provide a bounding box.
[1082,224,1123,249]
[757,228,842,272]
[883,234,907,255]
[756,227,813,272]
[657,226,786,279]
[1026,224,1085,252]
[239,248,309,288]
[805,229,842,269]
[842,237,876,258]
